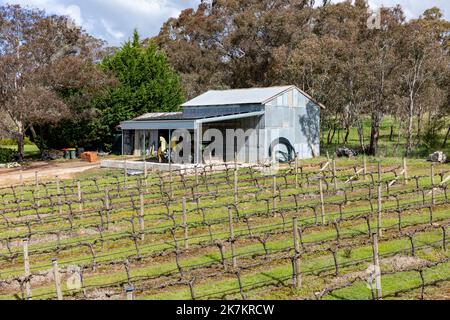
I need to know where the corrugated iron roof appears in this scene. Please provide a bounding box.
[133,112,183,121]
[182,86,294,107]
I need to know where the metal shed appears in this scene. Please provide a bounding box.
[120,85,323,164]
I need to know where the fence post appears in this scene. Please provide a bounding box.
[371,233,382,300]
[139,192,145,241]
[182,197,188,250]
[51,258,63,300]
[377,161,383,238]
[23,239,32,300]
[228,207,237,268]
[319,178,326,225]
[292,218,302,289]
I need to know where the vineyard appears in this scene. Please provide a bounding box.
[0,157,449,300]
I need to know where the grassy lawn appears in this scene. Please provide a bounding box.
[321,116,449,159]
[0,144,41,158]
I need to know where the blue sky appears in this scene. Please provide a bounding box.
[1,0,449,46]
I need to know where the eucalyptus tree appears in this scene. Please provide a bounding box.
[0,4,110,159]
[396,8,450,155]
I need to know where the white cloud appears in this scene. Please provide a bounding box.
[101,19,125,40]
[6,0,84,25]
[96,0,164,15]
[1,0,448,46]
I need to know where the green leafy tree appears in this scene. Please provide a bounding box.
[99,30,184,141]
[43,30,184,152]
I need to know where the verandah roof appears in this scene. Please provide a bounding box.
[120,111,265,131]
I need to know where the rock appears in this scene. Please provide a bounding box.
[336,147,358,158]
[427,151,447,163]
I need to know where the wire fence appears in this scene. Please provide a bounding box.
[0,158,448,300]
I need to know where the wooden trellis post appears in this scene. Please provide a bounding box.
[51,258,63,300]
[76,180,83,213]
[35,171,39,188]
[319,178,326,225]
[125,285,135,301]
[23,239,32,300]
[144,158,148,179]
[371,233,382,300]
[377,161,382,238]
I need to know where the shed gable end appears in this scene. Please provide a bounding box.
[264,87,314,108]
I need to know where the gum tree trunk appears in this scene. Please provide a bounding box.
[368,112,382,156]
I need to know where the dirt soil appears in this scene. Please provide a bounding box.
[0,160,100,186]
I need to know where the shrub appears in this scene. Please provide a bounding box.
[0,148,16,163]
[422,118,446,151]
